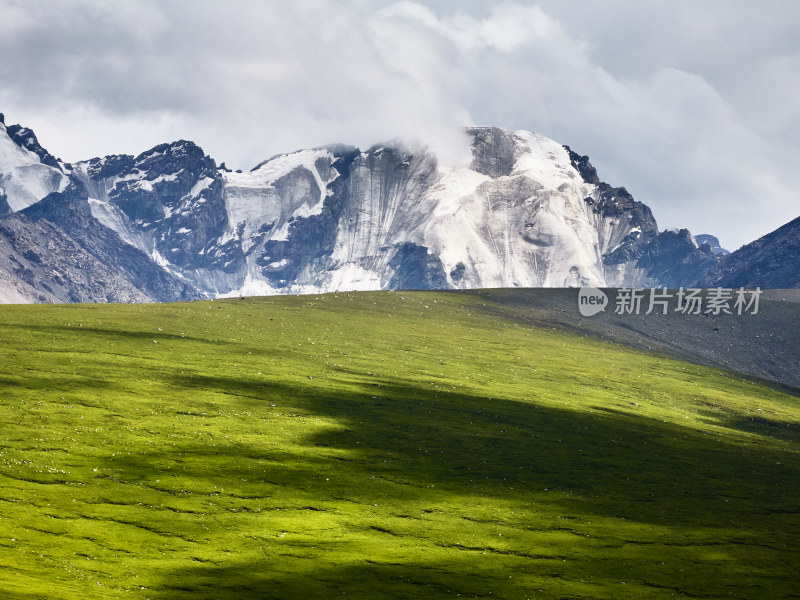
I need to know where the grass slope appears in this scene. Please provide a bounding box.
[0,290,798,599]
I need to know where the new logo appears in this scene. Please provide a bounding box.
[578,286,608,317]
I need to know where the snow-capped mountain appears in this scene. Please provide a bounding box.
[5,112,787,304]
[0,115,201,303]
[65,127,665,297]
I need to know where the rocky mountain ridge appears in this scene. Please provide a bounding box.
[0,113,795,303]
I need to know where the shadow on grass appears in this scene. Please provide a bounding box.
[153,559,544,600]
[119,372,800,528]
[89,371,800,598]
[721,414,800,442]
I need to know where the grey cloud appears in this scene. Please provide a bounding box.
[0,0,797,249]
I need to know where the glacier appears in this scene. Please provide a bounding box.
[0,118,67,213]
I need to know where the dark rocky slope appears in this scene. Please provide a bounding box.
[698,216,800,289]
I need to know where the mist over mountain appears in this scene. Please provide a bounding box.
[0,113,796,303]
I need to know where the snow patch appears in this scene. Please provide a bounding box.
[217,276,276,298]
[189,176,214,197]
[227,149,332,189]
[511,130,576,191]
[429,166,491,217]
[151,248,170,268]
[327,263,383,292]
[88,198,138,247]
[272,221,291,242]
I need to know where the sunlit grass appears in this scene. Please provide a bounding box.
[0,290,798,599]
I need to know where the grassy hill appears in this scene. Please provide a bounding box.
[0,290,798,599]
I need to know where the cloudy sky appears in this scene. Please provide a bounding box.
[1,0,798,249]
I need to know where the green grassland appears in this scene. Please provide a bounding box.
[0,290,798,599]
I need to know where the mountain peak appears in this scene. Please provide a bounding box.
[563,145,600,185]
[694,234,729,256]
[466,126,521,178]
[131,139,217,180]
[5,123,62,170]
[0,115,68,212]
